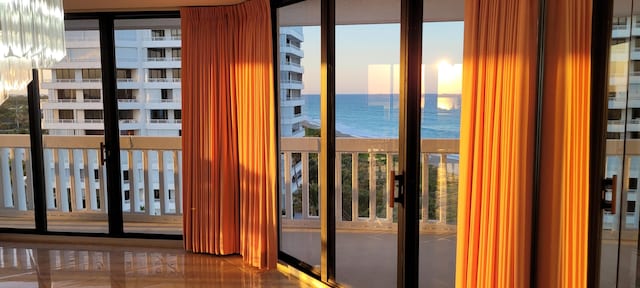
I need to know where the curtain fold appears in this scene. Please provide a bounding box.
[181,0,277,269]
[537,1,591,287]
[456,0,538,287]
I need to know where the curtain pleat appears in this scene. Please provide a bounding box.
[456,0,538,287]
[181,0,277,269]
[537,1,591,287]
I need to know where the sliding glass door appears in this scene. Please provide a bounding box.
[332,3,400,286]
[3,13,184,237]
[40,19,110,233]
[275,0,461,286]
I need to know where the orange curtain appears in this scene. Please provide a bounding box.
[537,0,591,287]
[458,0,592,286]
[456,0,538,287]
[181,0,277,269]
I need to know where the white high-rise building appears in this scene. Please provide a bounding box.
[41,27,305,138]
[279,27,305,137]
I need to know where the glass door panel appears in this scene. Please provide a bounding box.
[600,0,640,286]
[40,19,109,233]
[418,21,463,287]
[114,18,183,235]
[278,0,322,270]
[334,2,400,286]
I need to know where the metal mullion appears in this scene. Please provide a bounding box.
[99,15,124,235]
[320,0,336,282]
[588,0,614,286]
[398,0,423,286]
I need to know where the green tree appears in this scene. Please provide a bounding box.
[0,96,29,134]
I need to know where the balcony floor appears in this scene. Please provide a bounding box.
[0,215,182,235]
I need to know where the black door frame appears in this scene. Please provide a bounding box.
[587,0,614,287]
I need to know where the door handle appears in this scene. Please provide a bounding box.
[100,142,106,165]
[602,175,617,214]
[389,171,403,208]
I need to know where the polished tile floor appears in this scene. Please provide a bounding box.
[0,239,306,288]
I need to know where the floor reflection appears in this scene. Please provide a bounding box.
[0,241,301,288]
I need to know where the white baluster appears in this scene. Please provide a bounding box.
[14,149,27,211]
[335,152,342,223]
[87,150,98,211]
[43,149,55,209]
[1,148,13,208]
[351,152,358,221]
[301,152,309,219]
[24,149,34,210]
[438,154,447,223]
[283,152,292,219]
[421,153,429,223]
[369,152,376,221]
[178,152,183,214]
[386,153,393,221]
[159,151,167,215]
[69,149,82,211]
[144,150,153,216]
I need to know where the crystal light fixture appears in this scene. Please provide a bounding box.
[0,0,66,102]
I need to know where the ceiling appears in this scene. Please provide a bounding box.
[279,0,464,26]
[63,0,246,12]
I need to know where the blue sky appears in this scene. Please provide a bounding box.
[298,22,464,94]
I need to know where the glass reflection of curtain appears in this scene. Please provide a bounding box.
[457,0,592,286]
[537,1,591,287]
[181,0,277,269]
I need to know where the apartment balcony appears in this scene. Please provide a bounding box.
[117,78,141,89]
[42,119,104,130]
[117,98,143,109]
[280,44,304,58]
[280,61,304,74]
[609,96,628,109]
[631,46,640,60]
[631,72,640,85]
[612,23,631,39]
[611,73,630,87]
[146,119,182,130]
[608,120,627,133]
[633,21,640,37]
[143,57,181,69]
[119,119,143,130]
[41,99,103,110]
[142,37,181,49]
[281,80,304,90]
[116,57,140,69]
[144,78,181,89]
[283,28,304,42]
[41,79,102,90]
[146,99,181,110]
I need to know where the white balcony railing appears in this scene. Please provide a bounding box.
[2,136,639,233]
[0,136,182,223]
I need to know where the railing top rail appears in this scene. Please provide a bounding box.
[2,135,639,155]
[0,135,30,148]
[36,136,182,150]
[280,137,461,154]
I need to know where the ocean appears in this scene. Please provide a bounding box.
[302,94,461,139]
